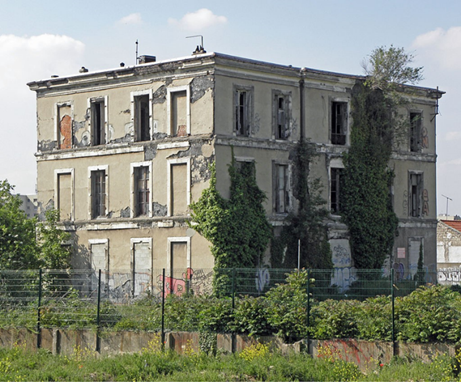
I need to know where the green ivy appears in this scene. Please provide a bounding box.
[341,82,399,269]
[189,153,272,296]
[271,139,332,271]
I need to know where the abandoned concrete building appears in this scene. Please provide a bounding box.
[27,51,443,292]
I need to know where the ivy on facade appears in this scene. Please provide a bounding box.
[271,139,332,270]
[189,155,272,295]
[340,82,399,269]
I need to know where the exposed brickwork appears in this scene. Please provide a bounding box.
[59,115,72,149]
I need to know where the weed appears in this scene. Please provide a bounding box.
[239,342,270,362]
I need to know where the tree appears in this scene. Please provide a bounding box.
[0,180,38,269]
[0,180,71,270]
[362,45,423,91]
[341,46,422,270]
[36,209,71,269]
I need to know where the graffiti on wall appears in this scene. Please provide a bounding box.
[157,268,213,297]
[421,127,429,149]
[422,189,429,216]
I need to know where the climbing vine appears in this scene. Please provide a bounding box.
[340,82,399,269]
[271,139,332,271]
[189,154,272,295]
[341,46,422,270]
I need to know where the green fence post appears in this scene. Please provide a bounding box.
[391,268,396,357]
[306,269,311,350]
[36,269,42,349]
[231,268,235,310]
[161,268,165,351]
[96,269,101,352]
[232,268,236,354]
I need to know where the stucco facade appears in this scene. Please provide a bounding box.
[28,52,442,288]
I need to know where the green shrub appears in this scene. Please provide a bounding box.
[310,299,359,339]
[230,296,274,336]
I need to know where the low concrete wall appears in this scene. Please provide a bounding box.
[0,328,456,369]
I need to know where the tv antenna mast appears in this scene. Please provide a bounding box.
[442,194,453,218]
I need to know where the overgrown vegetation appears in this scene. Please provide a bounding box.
[0,338,459,381]
[271,139,332,271]
[341,46,422,269]
[2,270,461,346]
[0,180,71,270]
[189,156,272,295]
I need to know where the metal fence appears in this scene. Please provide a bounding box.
[0,267,459,349]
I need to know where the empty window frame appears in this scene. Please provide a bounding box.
[89,97,107,146]
[273,91,291,139]
[409,172,423,217]
[273,163,290,213]
[89,166,108,219]
[331,101,348,145]
[410,112,422,152]
[167,86,190,137]
[131,162,152,217]
[132,91,152,141]
[234,85,253,136]
[330,167,344,214]
[55,102,73,149]
[54,168,74,221]
[167,158,191,217]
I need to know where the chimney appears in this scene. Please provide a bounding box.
[138,55,156,64]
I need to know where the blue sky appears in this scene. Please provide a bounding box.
[1,0,460,215]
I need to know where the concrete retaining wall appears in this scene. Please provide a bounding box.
[0,328,456,369]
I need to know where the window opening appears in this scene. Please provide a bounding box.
[331,102,347,145]
[235,89,250,136]
[91,100,105,145]
[91,170,106,218]
[410,112,422,152]
[135,166,150,216]
[410,173,422,217]
[134,95,150,141]
[275,164,289,213]
[331,168,344,213]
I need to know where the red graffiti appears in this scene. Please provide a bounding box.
[159,268,193,297]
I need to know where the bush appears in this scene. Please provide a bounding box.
[231,296,274,336]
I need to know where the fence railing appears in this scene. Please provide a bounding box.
[0,267,459,351]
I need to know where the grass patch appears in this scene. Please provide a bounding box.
[0,340,459,381]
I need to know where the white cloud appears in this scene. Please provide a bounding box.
[413,27,461,70]
[168,9,227,31]
[118,13,142,25]
[444,131,461,141]
[0,34,85,193]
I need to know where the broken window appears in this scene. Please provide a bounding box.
[134,95,150,141]
[410,112,422,152]
[91,99,105,145]
[274,163,289,213]
[134,166,150,217]
[409,172,423,217]
[234,87,252,136]
[91,170,106,219]
[330,168,344,214]
[331,101,347,145]
[273,92,290,139]
[57,104,72,149]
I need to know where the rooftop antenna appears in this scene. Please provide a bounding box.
[186,35,206,54]
[442,194,453,218]
[135,40,139,65]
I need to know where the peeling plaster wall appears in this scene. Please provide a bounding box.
[437,222,461,268]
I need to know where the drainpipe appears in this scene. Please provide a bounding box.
[299,68,307,140]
